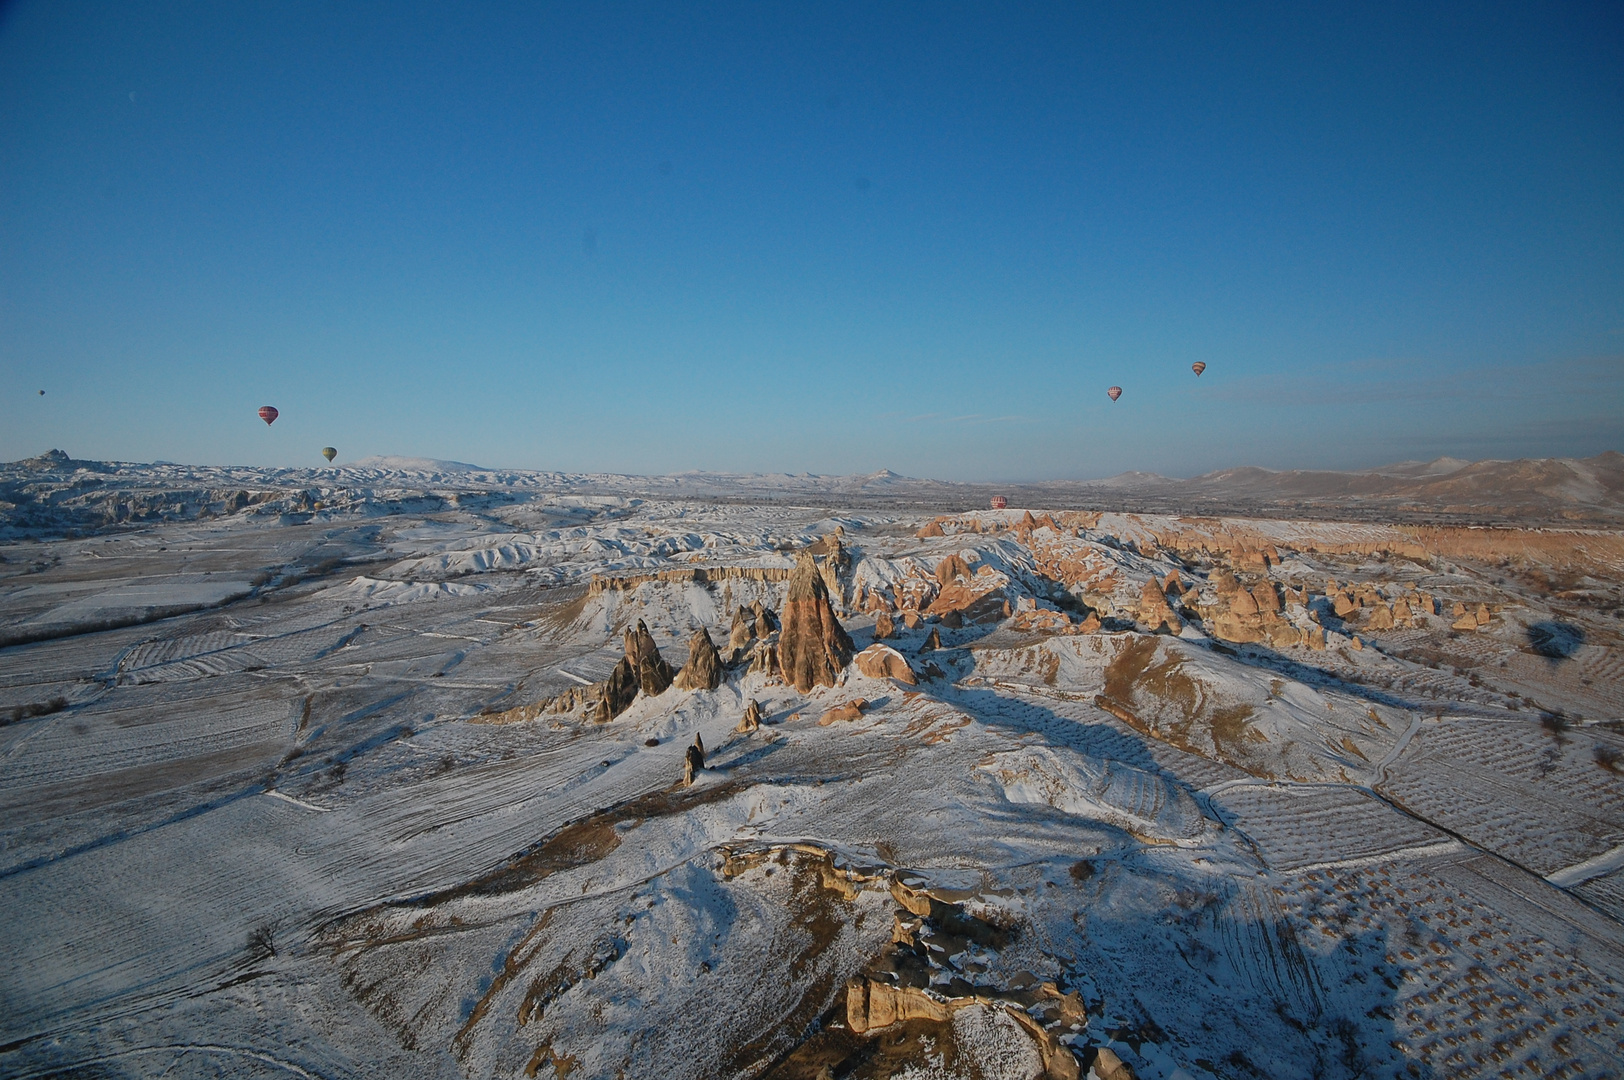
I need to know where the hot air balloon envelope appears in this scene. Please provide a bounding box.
[990,495,1008,510]
[258,406,279,426]
[1192,362,1206,376]
[321,447,337,462]
[1107,386,1122,402]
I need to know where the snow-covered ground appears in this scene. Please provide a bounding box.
[1,472,1621,1078]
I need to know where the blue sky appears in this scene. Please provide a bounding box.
[2,2,1620,479]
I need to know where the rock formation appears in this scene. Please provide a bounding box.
[624,620,674,696]
[919,626,942,653]
[1087,1047,1135,1080]
[682,738,705,786]
[935,553,973,587]
[1138,578,1181,634]
[593,654,640,722]
[818,698,867,725]
[873,611,895,639]
[846,978,949,1030]
[776,552,855,693]
[674,627,722,691]
[751,600,777,636]
[728,606,755,654]
[855,643,918,684]
[747,640,778,678]
[736,699,762,733]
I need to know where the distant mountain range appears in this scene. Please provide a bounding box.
[5,450,1621,527]
[1043,452,1624,523]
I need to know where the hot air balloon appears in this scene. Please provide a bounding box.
[321,447,337,463]
[1106,386,1122,402]
[38,390,45,396]
[258,406,279,426]
[990,495,1008,510]
[1192,362,1206,376]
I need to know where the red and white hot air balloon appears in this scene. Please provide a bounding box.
[1106,386,1122,402]
[990,495,1008,510]
[258,405,279,426]
[1191,362,1206,376]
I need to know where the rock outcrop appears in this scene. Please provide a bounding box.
[728,606,755,654]
[674,627,722,691]
[1138,578,1181,635]
[736,698,762,733]
[747,640,779,678]
[873,611,895,639]
[855,643,918,684]
[592,654,640,722]
[682,738,705,786]
[935,554,974,587]
[624,620,674,696]
[751,600,778,636]
[776,552,855,693]
[846,978,950,1030]
[919,627,942,653]
[818,698,867,725]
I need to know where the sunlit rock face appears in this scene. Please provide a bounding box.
[776,551,854,693]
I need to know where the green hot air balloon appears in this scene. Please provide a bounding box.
[321,447,337,463]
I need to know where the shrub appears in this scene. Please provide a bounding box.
[4,696,69,726]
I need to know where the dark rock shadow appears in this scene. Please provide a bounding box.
[1526,620,1585,662]
[947,685,1202,804]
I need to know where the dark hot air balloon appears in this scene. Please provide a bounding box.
[321,447,337,462]
[990,495,1008,510]
[258,406,279,426]
[38,390,45,396]
[1106,386,1122,402]
[1192,362,1206,376]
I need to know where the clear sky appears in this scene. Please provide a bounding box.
[1,2,1620,480]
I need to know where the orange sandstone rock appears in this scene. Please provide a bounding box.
[855,643,917,684]
[776,552,855,693]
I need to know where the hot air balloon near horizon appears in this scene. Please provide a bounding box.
[1107,386,1122,402]
[321,447,337,463]
[990,495,1007,510]
[1192,362,1206,376]
[258,406,279,426]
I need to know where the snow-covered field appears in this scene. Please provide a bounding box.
[2,464,1622,1078]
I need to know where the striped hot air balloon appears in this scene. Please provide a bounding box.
[1192,362,1206,376]
[1106,386,1122,402]
[990,495,1008,510]
[258,406,279,426]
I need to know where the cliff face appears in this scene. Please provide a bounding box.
[776,551,854,693]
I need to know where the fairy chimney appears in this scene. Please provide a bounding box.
[624,620,674,696]
[674,626,723,691]
[776,552,855,693]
